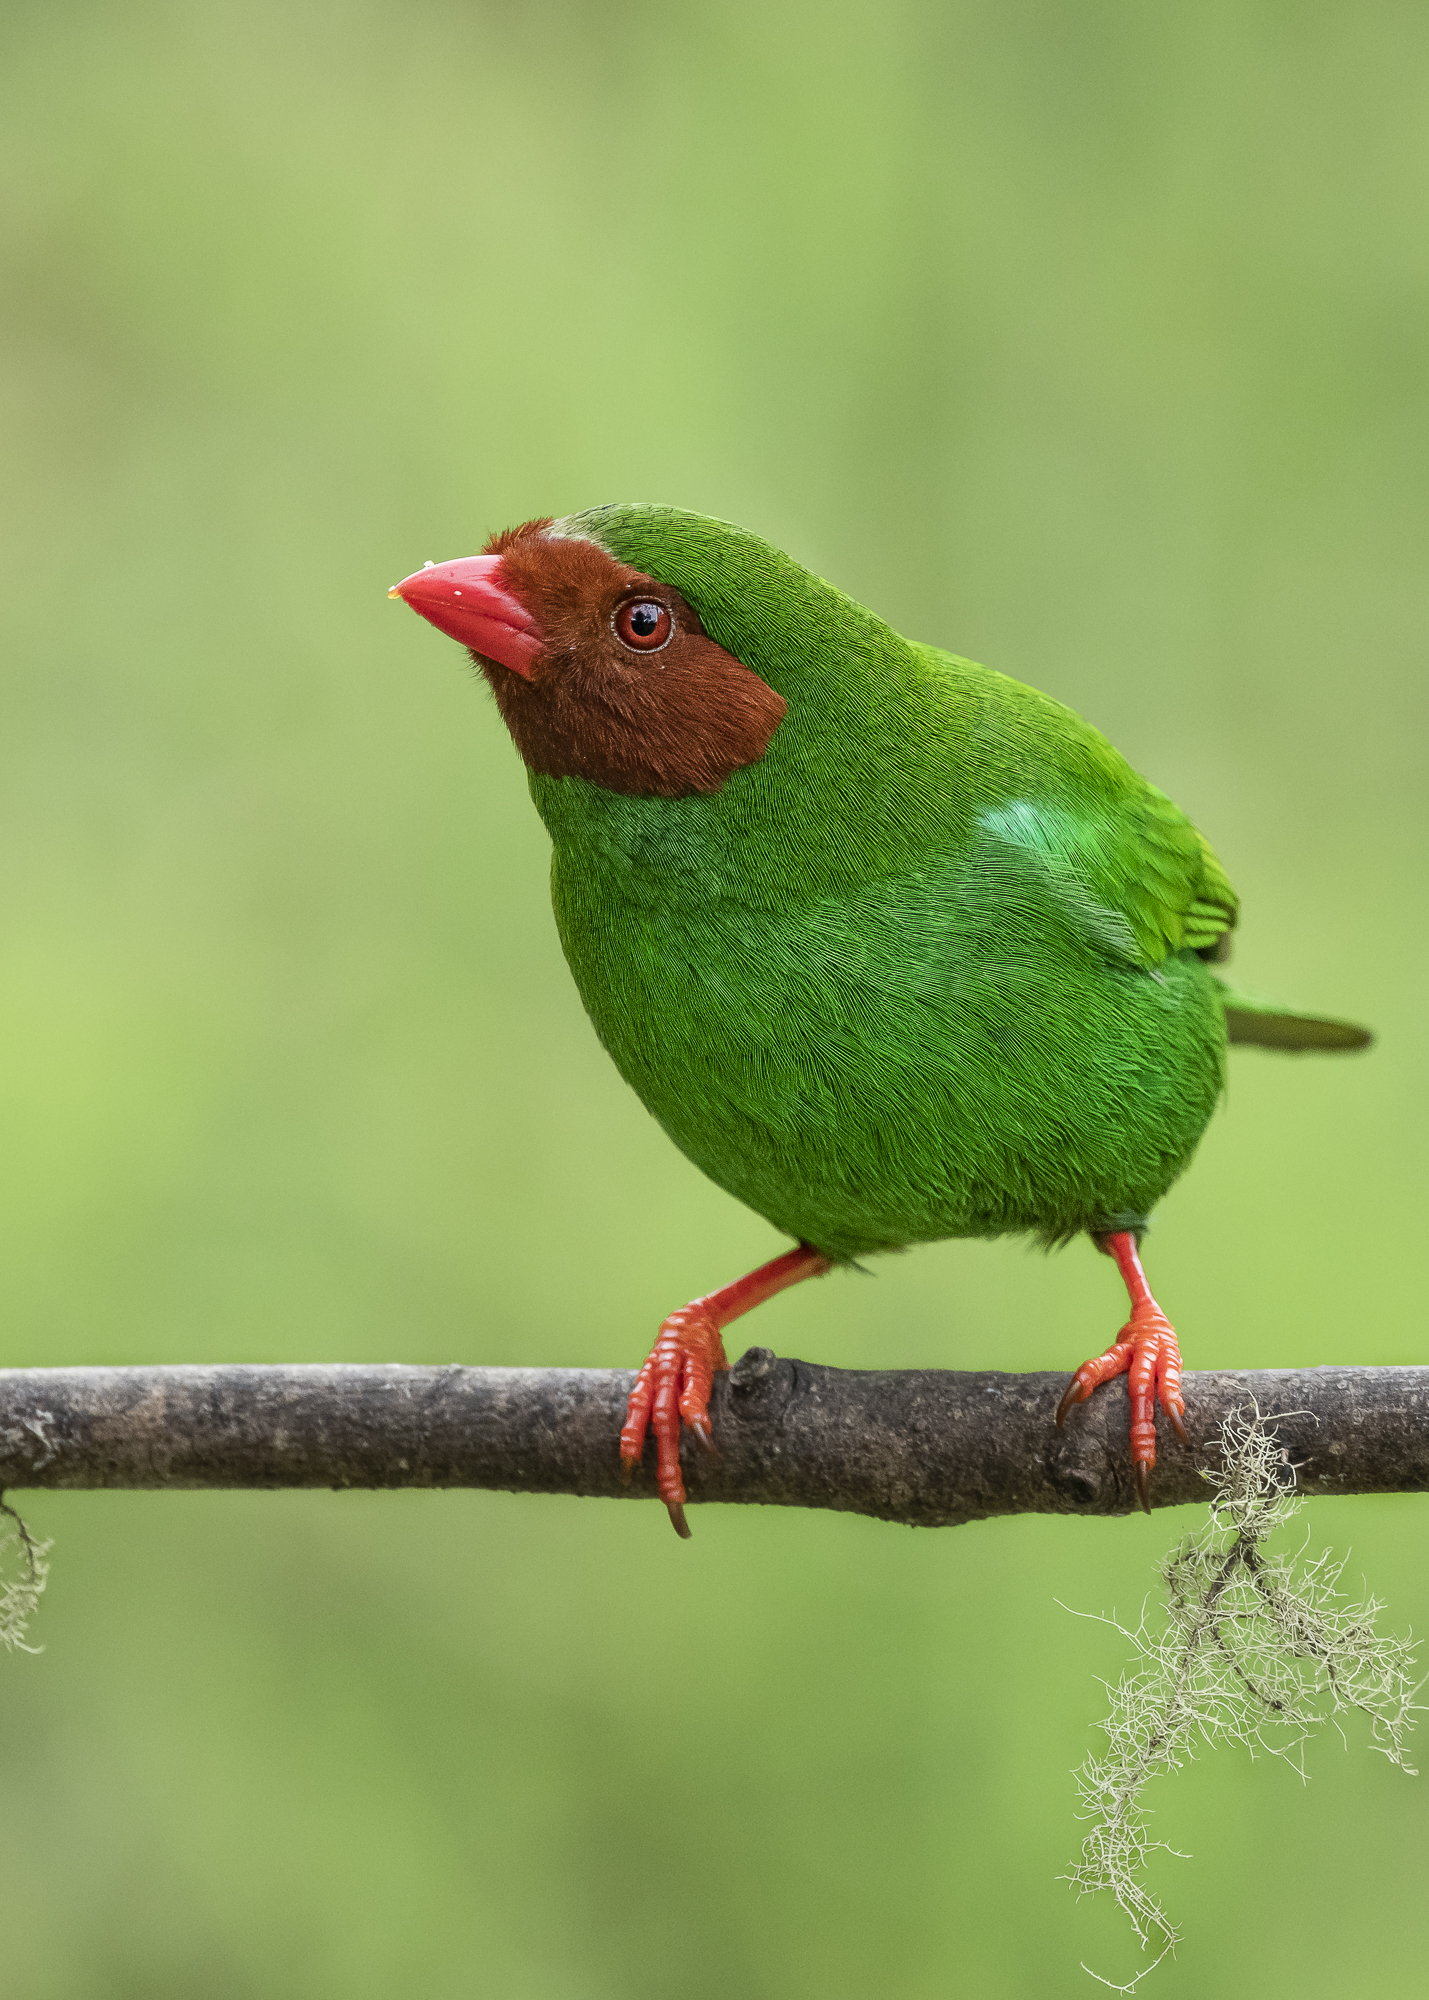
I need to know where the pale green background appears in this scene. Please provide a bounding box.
[2,3,1426,1994]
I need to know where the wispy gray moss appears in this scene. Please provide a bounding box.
[1065,1408,1420,1992]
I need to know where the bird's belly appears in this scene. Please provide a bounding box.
[553,869,1226,1261]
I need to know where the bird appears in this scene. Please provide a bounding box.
[390,506,1371,1535]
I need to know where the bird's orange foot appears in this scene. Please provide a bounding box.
[1055,1231,1187,1514]
[619,1307,729,1539]
[618,1244,834,1538]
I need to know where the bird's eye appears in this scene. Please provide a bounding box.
[613,598,673,653]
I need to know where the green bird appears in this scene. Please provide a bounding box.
[391,507,1371,1533]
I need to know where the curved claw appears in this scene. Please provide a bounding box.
[1056,1377,1084,1429]
[688,1415,720,1458]
[619,1454,635,1487]
[666,1502,691,1540]
[1134,1460,1152,1515]
[1167,1405,1188,1447]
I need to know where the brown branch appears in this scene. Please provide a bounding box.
[0,1353,1425,1525]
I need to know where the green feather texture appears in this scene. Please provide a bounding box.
[524,506,1368,1261]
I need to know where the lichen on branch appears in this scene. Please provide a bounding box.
[1065,1407,1421,1993]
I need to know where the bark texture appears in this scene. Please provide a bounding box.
[0,1354,1426,1524]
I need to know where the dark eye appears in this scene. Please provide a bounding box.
[613,598,673,652]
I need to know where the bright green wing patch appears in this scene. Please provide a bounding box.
[977,791,1238,970]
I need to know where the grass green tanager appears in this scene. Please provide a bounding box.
[392,507,1370,1533]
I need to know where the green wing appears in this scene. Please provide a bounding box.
[973,771,1238,973]
[1114,786,1240,965]
[1098,779,1371,1050]
[970,712,1369,1052]
[1181,825,1239,959]
[993,771,1375,1052]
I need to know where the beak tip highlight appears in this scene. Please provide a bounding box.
[388,554,545,679]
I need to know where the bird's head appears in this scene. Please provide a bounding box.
[390,511,792,799]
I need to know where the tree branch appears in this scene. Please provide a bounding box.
[0,1353,1425,1525]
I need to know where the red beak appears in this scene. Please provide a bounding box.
[389,556,544,679]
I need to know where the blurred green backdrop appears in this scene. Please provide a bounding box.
[2,1,1427,1994]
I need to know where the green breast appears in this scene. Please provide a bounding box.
[537,773,1226,1261]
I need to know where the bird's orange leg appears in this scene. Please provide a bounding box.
[1055,1231,1187,1514]
[620,1244,832,1538]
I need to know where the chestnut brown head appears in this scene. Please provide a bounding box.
[391,518,786,798]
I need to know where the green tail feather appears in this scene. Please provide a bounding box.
[1211,976,1373,1053]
